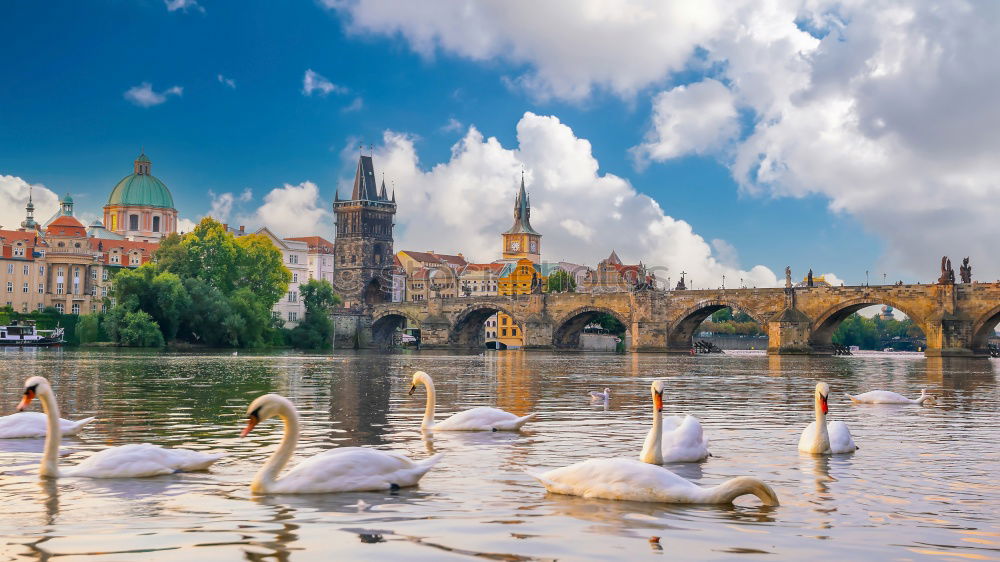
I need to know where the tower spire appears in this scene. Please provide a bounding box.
[21,185,37,230]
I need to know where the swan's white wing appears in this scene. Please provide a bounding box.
[63,443,223,478]
[798,421,827,453]
[827,421,857,453]
[532,458,703,503]
[0,412,96,438]
[433,407,527,431]
[661,415,710,462]
[271,447,441,493]
[850,390,912,404]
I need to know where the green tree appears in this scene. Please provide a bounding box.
[119,310,165,347]
[594,312,626,335]
[75,314,99,344]
[236,233,292,307]
[289,279,342,349]
[547,269,576,293]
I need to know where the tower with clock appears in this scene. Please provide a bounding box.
[501,173,541,263]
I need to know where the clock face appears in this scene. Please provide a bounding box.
[510,240,520,251]
[529,240,537,252]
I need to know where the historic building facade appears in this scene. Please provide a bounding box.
[103,154,179,242]
[333,155,396,307]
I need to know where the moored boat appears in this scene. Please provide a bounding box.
[0,321,64,347]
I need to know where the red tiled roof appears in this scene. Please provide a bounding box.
[463,263,504,273]
[89,238,159,266]
[284,236,334,252]
[46,215,87,237]
[400,250,468,267]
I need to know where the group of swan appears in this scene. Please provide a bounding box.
[7,373,933,508]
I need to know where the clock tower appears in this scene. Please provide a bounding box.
[501,173,541,263]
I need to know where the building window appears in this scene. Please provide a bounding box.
[71,303,80,315]
[13,246,24,257]
[22,283,28,293]
[101,287,107,297]
[502,328,508,337]
[102,269,108,281]
[23,265,29,275]
[287,291,297,303]
[6,264,11,274]
[91,286,96,296]
[101,304,107,313]
[152,216,160,232]
[39,266,44,275]
[37,303,45,312]
[272,311,280,320]
[56,283,63,295]
[289,255,298,264]
[5,282,11,293]
[129,214,139,230]
[38,283,43,294]
[55,303,64,313]
[91,269,97,280]
[288,311,298,322]
[292,273,298,283]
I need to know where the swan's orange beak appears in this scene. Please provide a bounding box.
[820,394,829,414]
[16,388,35,412]
[653,391,663,412]
[240,415,259,438]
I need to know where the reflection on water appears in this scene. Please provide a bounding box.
[0,348,997,560]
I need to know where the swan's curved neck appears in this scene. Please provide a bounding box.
[37,386,61,477]
[702,476,780,506]
[813,394,830,444]
[420,376,436,430]
[252,403,299,493]
[640,402,663,464]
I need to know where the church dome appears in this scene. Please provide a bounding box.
[107,153,175,209]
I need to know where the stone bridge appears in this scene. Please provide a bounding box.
[366,283,1000,357]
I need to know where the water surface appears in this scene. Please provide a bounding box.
[0,349,997,560]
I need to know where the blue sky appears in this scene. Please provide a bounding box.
[3,1,995,287]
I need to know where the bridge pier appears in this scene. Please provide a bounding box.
[767,307,814,355]
[631,320,669,352]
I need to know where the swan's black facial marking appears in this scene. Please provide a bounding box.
[249,406,261,421]
[408,385,417,396]
[492,427,499,432]
[23,384,38,397]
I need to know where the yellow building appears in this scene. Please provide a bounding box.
[494,175,545,349]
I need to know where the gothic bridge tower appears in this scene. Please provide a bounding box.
[333,154,396,306]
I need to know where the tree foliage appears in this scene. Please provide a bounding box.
[75,314,99,344]
[594,312,626,335]
[832,313,923,350]
[547,269,576,293]
[289,279,342,349]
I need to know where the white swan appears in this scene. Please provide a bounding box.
[640,381,710,464]
[0,412,95,439]
[241,393,441,494]
[799,382,858,454]
[16,376,223,478]
[589,388,611,401]
[529,382,777,506]
[846,389,936,405]
[408,371,535,431]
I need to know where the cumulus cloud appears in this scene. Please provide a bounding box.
[217,74,236,89]
[243,181,334,238]
[302,69,347,96]
[176,217,198,233]
[440,117,464,133]
[207,188,252,222]
[342,96,364,112]
[165,0,203,12]
[0,175,59,231]
[374,112,775,288]
[330,0,1000,280]
[633,79,739,165]
[124,82,183,107]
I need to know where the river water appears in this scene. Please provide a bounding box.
[0,349,997,561]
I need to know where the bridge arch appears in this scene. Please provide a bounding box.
[371,310,420,348]
[809,297,927,352]
[449,303,525,349]
[552,306,630,350]
[666,299,771,351]
[971,303,1000,354]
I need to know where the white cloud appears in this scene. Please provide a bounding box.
[821,272,845,287]
[331,0,1000,280]
[164,0,203,13]
[176,217,198,233]
[342,96,364,112]
[440,117,463,133]
[124,82,183,107]
[302,69,347,96]
[243,181,334,238]
[0,175,59,231]
[633,79,739,165]
[217,74,236,89]
[206,188,252,222]
[374,112,776,288]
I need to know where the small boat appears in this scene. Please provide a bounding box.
[0,321,64,347]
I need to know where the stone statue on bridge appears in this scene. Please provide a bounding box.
[938,256,956,285]
[807,269,814,287]
[960,257,972,284]
[675,272,687,291]
[785,266,792,289]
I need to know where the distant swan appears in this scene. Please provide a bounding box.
[589,388,611,401]
[0,411,95,439]
[241,393,441,494]
[17,376,222,478]
[409,371,535,431]
[640,380,710,463]
[799,382,858,454]
[846,389,936,405]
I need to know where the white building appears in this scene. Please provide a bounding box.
[256,228,308,326]
[284,236,335,284]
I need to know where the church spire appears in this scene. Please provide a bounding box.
[20,186,37,230]
[503,171,539,235]
[379,173,388,200]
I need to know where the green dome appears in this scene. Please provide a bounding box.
[108,172,175,208]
